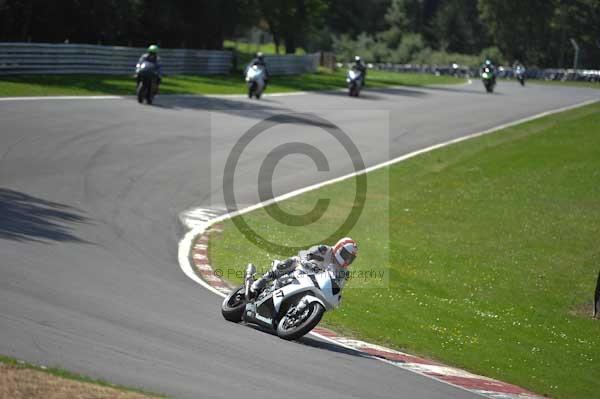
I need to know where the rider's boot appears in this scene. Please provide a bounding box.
[250,270,275,295]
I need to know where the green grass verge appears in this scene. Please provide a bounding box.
[209,102,600,399]
[0,69,463,97]
[0,354,167,397]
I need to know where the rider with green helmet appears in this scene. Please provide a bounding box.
[137,44,163,84]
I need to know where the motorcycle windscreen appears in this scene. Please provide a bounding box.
[247,66,263,79]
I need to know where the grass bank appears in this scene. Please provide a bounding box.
[0,355,165,398]
[0,69,463,97]
[209,102,600,399]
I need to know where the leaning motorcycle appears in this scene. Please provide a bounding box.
[221,262,342,340]
[347,68,362,97]
[135,61,159,104]
[246,65,266,99]
[481,67,495,93]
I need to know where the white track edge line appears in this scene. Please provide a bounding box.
[178,221,227,298]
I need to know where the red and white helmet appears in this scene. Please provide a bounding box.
[333,237,358,268]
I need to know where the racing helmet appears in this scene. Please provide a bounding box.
[333,237,358,268]
[148,44,159,54]
[354,55,361,62]
[256,51,264,61]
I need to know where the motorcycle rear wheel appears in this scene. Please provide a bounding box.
[221,285,246,322]
[277,302,325,340]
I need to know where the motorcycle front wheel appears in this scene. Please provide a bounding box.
[221,285,246,322]
[484,81,494,93]
[277,301,325,340]
[146,79,154,104]
[136,81,145,103]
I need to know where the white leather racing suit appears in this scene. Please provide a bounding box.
[251,244,347,294]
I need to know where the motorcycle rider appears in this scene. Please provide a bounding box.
[250,237,358,296]
[137,44,162,88]
[352,55,367,86]
[248,51,270,88]
[480,59,496,85]
[513,60,526,77]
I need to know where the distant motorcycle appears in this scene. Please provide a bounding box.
[221,262,342,340]
[347,68,363,97]
[135,61,159,104]
[246,65,266,99]
[481,67,496,93]
[515,67,526,86]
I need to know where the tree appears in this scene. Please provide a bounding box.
[325,0,391,38]
[260,0,328,54]
[479,0,600,67]
[550,0,600,68]
[478,0,555,66]
[432,0,486,54]
[0,0,258,49]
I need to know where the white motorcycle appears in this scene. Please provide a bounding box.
[245,65,266,99]
[347,68,363,97]
[221,262,342,340]
[515,66,526,86]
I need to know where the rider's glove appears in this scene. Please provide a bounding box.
[302,260,322,273]
[273,258,294,272]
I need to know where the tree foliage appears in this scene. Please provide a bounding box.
[479,0,600,67]
[0,0,257,49]
[0,0,598,66]
[332,0,600,67]
[260,0,328,54]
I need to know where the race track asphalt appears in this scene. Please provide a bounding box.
[0,81,597,398]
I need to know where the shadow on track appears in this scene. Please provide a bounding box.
[298,335,374,359]
[243,323,373,360]
[145,85,428,114]
[149,96,351,130]
[0,188,90,243]
[304,86,429,101]
[149,95,294,120]
[423,84,505,96]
